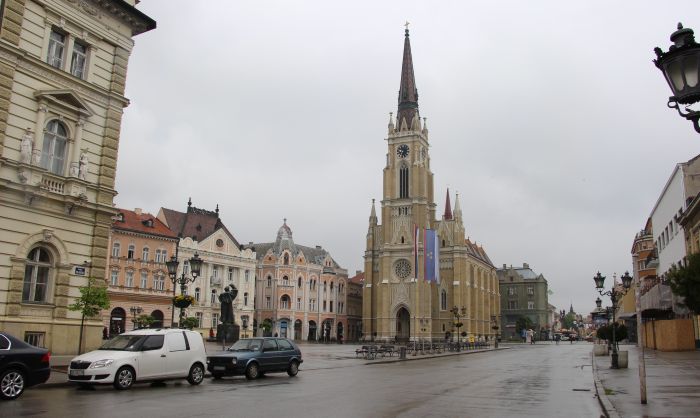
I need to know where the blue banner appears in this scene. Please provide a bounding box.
[424,229,439,283]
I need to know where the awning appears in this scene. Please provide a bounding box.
[617,312,637,319]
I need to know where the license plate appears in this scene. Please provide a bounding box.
[213,366,225,371]
[70,370,84,376]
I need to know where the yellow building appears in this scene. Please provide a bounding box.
[362,29,499,343]
[0,1,154,354]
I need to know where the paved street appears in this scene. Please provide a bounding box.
[7,343,601,418]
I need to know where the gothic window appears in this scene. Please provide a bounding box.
[440,289,447,311]
[399,163,409,198]
[23,247,52,303]
[40,120,68,175]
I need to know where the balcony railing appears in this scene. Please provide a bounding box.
[40,176,64,194]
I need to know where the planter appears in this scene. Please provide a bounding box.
[593,343,608,356]
[173,300,192,309]
[617,350,629,368]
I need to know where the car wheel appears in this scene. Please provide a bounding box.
[245,363,259,380]
[287,360,299,377]
[113,366,135,390]
[187,363,204,385]
[0,369,25,400]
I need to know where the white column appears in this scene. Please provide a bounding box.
[32,102,48,166]
[70,116,85,177]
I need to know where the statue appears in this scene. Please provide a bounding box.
[78,151,88,180]
[20,129,33,164]
[218,285,238,324]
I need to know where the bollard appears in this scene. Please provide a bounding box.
[399,346,407,359]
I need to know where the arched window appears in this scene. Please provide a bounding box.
[283,276,289,286]
[112,242,120,258]
[244,292,248,306]
[267,276,272,287]
[330,282,334,291]
[194,287,201,302]
[40,120,68,175]
[284,253,290,265]
[280,295,291,309]
[440,289,447,310]
[399,163,409,198]
[211,289,217,304]
[23,247,52,302]
[298,277,302,288]
[142,247,149,261]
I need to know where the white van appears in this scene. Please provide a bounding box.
[68,329,206,390]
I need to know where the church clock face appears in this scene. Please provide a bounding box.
[397,144,409,159]
[394,259,411,279]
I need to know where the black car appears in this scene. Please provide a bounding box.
[207,337,302,380]
[0,332,51,400]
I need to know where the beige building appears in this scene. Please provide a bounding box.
[104,208,178,335]
[158,199,256,337]
[363,28,500,343]
[0,1,154,354]
[248,220,349,341]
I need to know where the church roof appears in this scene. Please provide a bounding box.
[397,27,419,130]
[465,238,494,267]
[159,199,240,247]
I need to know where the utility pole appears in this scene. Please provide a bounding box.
[635,280,648,404]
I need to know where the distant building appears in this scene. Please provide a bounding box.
[158,199,256,336]
[347,271,364,342]
[248,220,348,341]
[0,0,154,354]
[104,208,178,335]
[497,263,550,340]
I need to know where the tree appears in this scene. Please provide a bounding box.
[134,314,155,329]
[562,312,576,329]
[68,278,110,354]
[666,253,700,314]
[596,323,628,343]
[181,317,199,330]
[515,316,533,336]
[261,319,273,336]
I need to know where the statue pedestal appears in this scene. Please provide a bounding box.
[217,323,240,344]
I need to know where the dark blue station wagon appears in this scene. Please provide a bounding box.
[207,337,303,380]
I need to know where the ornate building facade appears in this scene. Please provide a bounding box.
[158,200,256,337]
[103,208,177,335]
[0,0,154,353]
[363,29,499,343]
[248,220,349,341]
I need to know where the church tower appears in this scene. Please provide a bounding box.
[363,28,500,343]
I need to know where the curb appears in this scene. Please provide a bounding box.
[365,347,509,365]
[591,351,620,418]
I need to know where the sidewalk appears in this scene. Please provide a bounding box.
[593,344,700,418]
[41,341,505,388]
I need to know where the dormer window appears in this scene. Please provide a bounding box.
[116,213,124,222]
[142,218,154,227]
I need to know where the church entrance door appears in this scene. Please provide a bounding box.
[396,307,410,343]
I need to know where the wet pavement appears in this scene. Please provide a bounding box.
[9,342,602,418]
[593,344,700,418]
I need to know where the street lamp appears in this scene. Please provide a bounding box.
[654,23,700,133]
[165,253,203,328]
[449,306,466,348]
[593,271,632,369]
[130,306,142,330]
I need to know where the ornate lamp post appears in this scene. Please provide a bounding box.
[449,306,466,348]
[165,253,203,328]
[654,23,700,133]
[593,271,632,369]
[129,306,142,330]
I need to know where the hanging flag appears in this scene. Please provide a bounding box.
[424,229,439,283]
[413,224,419,279]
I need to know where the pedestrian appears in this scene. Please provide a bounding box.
[102,327,108,340]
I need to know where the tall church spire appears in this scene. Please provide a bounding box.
[369,199,378,225]
[397,26,419,131]
[454,192,462,221]
[443,188,452,220]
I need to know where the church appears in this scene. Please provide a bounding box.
[363,28,500,343]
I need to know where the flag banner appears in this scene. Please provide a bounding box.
[413,224,419,279]
[424,229,438,283]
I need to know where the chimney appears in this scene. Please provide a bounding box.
[523,262,529,269]
[316,245,322,249]
[134,208,142,215]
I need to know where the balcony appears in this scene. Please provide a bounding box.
[640,281,688,316]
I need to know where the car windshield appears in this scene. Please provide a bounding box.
[227,339,263,352]
[99,335,145,351]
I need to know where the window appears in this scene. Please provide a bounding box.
[112,242,121,258]
[280,295,291,309]
[212,265,219,278]
[0,335,9,350]
[211,314,219,328]
[47,29,65,68]
[140,271,148,288]
[194,287,201,302]
[284,253,290,265]
[110,270,118,286]
[127,245,135,260]
[167,332,187,352]
[154,273,165,291]
[194,313,203,328]
[323,300,327,311]
[142,247,149,262]
[399,163,409,198]
[298,277,302,288]
[161,250,167,262]
[527,286,534,295]
[23,247,52,303]
[508,287,516,296]
[125,271,134,287]
[528,301,535,310]
[330,282,334,291]
[440,289,447,310]
[263,339,278,352]
[211,289,217,304]
[183,260,189,275]
[265,296,271,309]
[267,276,272,287]
[508,300,517,310]
[154,249,162,263]
[297,298,302,310]
[24,332,46,348]
[283,276,289,286]
[278,339,293,351]
[70,41,87,78]
[40,120,68,175]
[244,292,248,306]
[329,301,333,312]
[245,270,249,282]
[309,299,316,311]
[228,267,234,282]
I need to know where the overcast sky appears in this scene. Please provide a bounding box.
[116,1,699,316]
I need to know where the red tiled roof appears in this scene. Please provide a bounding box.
[349,271,365,284]
[113,208,177,239]
[160,206,240,247]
